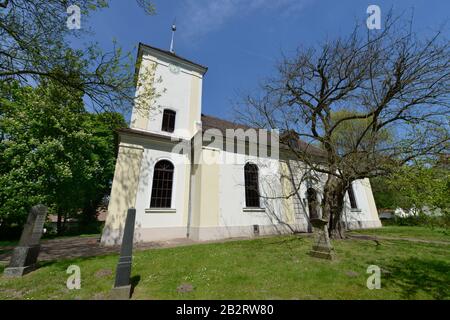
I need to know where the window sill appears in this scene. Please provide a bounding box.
[350,208,362,213]
[243,207,266,213]
[145,208,177,214]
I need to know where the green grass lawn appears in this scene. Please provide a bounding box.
[349,226,450,242]
[1,229,449,300]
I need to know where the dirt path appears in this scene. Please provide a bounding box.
[348,234,450,245]
[0,236,197,264]
[0,234,276,264]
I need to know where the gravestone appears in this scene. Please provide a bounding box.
[110,208,136,300]
[309,218,335,260]
[4,205,48,277]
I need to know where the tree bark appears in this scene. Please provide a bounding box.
[82,198,100,224]
[56,212,62,235]
[321,175,347,239]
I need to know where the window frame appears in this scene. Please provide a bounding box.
[150,160,175,209]
[161,109,176,133]
[348,183,358,209]
[244,162,261,208]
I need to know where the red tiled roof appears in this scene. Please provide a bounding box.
[200,114,326,158]
[201,114,254,132]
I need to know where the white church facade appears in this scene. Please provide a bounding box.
[101,43,381,246]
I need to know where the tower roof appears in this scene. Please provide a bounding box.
[137,42,208,75]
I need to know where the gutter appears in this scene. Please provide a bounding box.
[186,134,196,238]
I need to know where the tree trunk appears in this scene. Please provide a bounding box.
[56,212,63,235]
[82,198,100,224]
[62,213,67,232]
[321,175,347,239]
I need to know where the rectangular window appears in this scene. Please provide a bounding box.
[161,109,176,133]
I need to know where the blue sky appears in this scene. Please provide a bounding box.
[81,0,449,121]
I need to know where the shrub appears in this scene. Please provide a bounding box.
[385,212,450,229]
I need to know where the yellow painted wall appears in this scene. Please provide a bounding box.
[189,76,201,134]
[102,143,144,240]
[182,162,191,225]
[200,161,220,227]
[280,161,295,224]
[131,59,156,130]
[190,148,220,228]
[191,163,202,228]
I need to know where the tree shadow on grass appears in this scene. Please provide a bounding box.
[260,235,309,260]
[385,257,450,300]
[264,235,307,246]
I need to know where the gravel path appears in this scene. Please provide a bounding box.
[348,234,450,245]
[0,236,197,264]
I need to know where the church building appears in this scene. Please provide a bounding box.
[100,42,381,246]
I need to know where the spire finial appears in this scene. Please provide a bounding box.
[170,19,176,53]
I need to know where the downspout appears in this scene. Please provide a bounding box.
[186,135,195,238]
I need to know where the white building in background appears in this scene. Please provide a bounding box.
[100,43,381,246]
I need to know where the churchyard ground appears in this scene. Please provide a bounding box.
[0,226,448,300]
[350,226,450,242]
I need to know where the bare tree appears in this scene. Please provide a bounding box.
[0,0,157,112]
[237,14,450,238]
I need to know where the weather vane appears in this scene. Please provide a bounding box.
[170,19,177,53]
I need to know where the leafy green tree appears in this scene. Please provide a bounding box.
[372,159,450,214]
[329,110,392,157]
[0,80,126,235]
[79,112,126,225]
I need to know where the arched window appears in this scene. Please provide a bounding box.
[348,183,358,209]
[161,109,176,133]
[244,163,260,208]
[150,160,174,208]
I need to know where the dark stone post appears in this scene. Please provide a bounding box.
[111,208,136,299]
[4,205,48,277]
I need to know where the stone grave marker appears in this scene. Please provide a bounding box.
[4,204,48,277]
[309,218,335,260]
[110,208,136,299]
